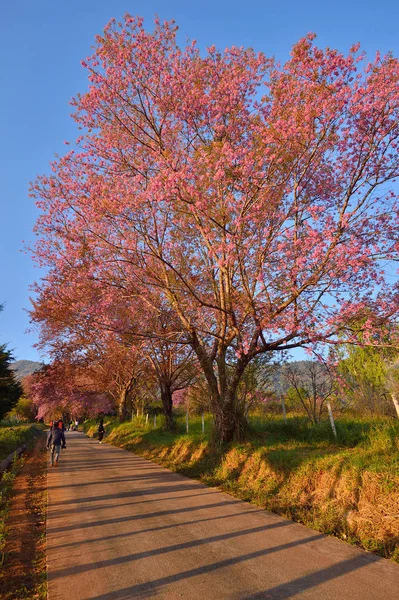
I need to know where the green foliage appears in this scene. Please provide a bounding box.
[0,422,43,561]
[85,412,399,451]
[286,385,309,405]
[0,450,26,557]
[0,469,18,555]
[0,344,23,420]
[0,424,41,461]
[337,344,396,415]
[6,396,37,423]
[84,412,214,439]
[340,345,388,387]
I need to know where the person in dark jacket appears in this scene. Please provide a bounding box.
[47,421,66,466]
[98,419,105,443]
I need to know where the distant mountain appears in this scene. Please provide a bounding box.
[8,358,320,388]
[263,360,320,396]
[10,360,44,380]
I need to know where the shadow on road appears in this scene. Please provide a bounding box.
[48,498,253,534]
[83,532,355,600]
[52,526,323,580]
[50,490,220,516]
[51,507,276,550]
[242,553,381,599]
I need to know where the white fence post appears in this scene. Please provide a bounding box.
[186,410,189,433]
[327,401,337,439]
[390,392,399,418]
[145,413,149,426]
[154,414,157,428]
[202,413,205,434]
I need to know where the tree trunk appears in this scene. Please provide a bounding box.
[212,388,248,444]
[390,392,399,418]
[118,388,128,422]
[189,333,248,443]
[160,384,174,431]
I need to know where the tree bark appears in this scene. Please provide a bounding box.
[117,388,129,422]
[211,374,249,444]
[213,397,247,443]
[189,331,249,443]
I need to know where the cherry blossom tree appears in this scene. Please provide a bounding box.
[30,259,196,425]
[31,16,399,442]
[25,363,112,422]
[31,284,146,421]
[143,308,198,429]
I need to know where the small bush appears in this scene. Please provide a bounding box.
[0,424,42,461]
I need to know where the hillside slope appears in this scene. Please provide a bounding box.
[10,360,43,380]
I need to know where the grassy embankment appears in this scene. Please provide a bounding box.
[84,414,399,562]
[0,423,43,462]
[0,423,45,556]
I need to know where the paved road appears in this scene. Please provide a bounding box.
[47,432,399,600]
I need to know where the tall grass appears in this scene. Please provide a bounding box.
[85,412,399,454]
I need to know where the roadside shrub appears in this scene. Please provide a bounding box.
[0,424,42,461]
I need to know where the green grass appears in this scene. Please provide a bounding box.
[248,413,399,448]
[0,423,44,462]
[0,454,25,558]
[84,413,399,464]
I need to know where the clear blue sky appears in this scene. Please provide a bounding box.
[1,0,399,362]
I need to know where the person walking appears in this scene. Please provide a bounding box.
[98,419,105,443]
[47,420,66,466]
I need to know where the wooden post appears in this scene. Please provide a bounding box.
[202,413,205,434]
[145,413,149,426]
[281,397,287,424]
[186,410,189,433]
[327,401,337,439]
